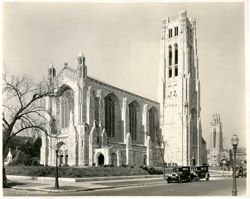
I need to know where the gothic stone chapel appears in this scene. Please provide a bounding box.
[40,11,207,168]
[40,52,163,167]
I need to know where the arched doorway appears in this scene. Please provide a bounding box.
[98,154,104,166]
[111,153,117,167]
[57,141,68,166]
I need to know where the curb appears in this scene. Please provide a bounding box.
[11,182,165,193]
[10,180,166,193]
[6,175,162,182]
[12,186,114,193]
[9,177,231,193]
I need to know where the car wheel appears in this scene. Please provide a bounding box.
[167,179,171,183]
[178,177,182,183]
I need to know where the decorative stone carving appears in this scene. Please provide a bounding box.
[146,136,153,166]
[101,129,107,147]
[126,132,133,165]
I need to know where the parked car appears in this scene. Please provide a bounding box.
[191,165,210,181]
[242,169,247,177]
[166,166,192,183]
[235,166,246,178]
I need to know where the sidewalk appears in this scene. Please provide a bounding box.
[6,171,232,193]
[6,175,165,193]
[209,170,232,177]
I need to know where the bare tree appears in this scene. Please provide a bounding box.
[2,72,67,187]
[155,129,166,180]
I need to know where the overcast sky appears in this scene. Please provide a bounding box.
[3,2,246,148]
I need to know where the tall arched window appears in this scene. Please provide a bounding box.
[60,87,74,128]
[213,129,216,148]
[129,102,138,141]
[174,44,178,65]
[61,98,66,128]
[105,95,115,138]
[174,44,178,76]
[94,97,100,127]
[168,46,172,66]
[104,93,122,141]
[148,107,159,143]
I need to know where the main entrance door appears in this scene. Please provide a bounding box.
[98,154,104,166]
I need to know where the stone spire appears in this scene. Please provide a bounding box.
[77,51,87,80]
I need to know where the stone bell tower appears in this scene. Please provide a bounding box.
[158,10,203,166]
[210,113,223,166]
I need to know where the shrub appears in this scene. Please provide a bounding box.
[141,166,164,175]
[148,167,154,175]
[5,165,149,178]
[142,166,149,171]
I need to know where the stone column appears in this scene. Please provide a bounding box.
[126,133,133,165]
[197,117,201,165]
[98,90,105,125]
[117,150,121,167]
[121,97,128,143]
[67,111,78,166]
[142,104,148,145]
[86,86,92,127]
[101,129,107,147]
[187,115,191,166]
[89,121,97,166]
[74,85,79,125]
[40,134,48,165]
[146,136,153,167]
[78,87,83,124]
[50,137,56,166]
[78,125,85,167]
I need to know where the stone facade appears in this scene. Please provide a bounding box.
[207,113,223,166]
[40,11,207,168]
[40,53,163,167]
[158,10,207,166]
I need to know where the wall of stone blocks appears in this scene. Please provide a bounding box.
[153,147,164,167]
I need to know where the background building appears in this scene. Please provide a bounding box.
[158,10,207,166]
[207,113,223,166]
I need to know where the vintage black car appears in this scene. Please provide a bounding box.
[166,166,192,183]
[235,166,247,178]
[191,165,210,181]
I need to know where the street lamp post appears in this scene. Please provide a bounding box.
[55,149,59,189]
[231,134,239,196]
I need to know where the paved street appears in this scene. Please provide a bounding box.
[3,177,246,197]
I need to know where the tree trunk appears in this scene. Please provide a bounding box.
[3,166,8,188]
[2,133,11,188]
